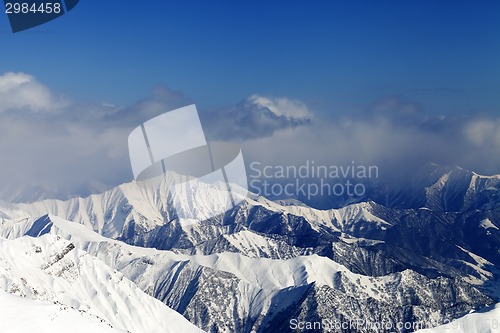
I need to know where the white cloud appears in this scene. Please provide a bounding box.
[464,119,500,148]
[247,94,313,120]
[242,106,500,178]
[200,94,313,141]
[0,75,191,199]
[0,72,67,113]
[0,71,499,201]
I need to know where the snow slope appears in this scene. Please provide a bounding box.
[417,303,500,333]
[0,289,125,333]
[0,234,204,333]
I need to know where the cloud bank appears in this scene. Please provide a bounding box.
[241,96,500,180]
[0,72,499,201]
[200,94,313,141]
[0,73,189,199]
[0,72,67,113]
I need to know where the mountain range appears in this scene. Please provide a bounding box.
[0,163,499,332]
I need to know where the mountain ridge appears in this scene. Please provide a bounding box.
[0,163,499,332]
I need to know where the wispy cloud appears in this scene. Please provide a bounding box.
[0,72,499,201]
[242,96,500,178]
[200,95,313,141]
[0,74,190,196]
[0,72,68,114]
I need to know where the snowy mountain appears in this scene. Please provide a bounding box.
[0,232,204,333]
[285,163,500,211]
[417,303,500,333]
[367,163,500,212]
[0,214,493,332]
[0,164,499,332]
[0,289,125,333]
[4,176,499,282]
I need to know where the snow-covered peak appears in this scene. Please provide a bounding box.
[0,234,204,333]
[0,289,125,333]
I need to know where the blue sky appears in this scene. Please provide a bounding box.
[1,1,499,114]
[0,1,500,196]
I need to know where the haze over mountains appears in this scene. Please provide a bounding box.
[0,163,499,332]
